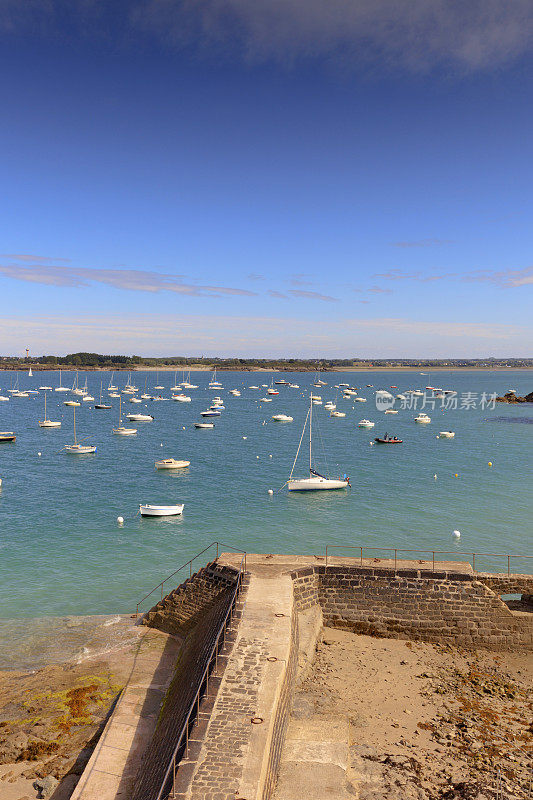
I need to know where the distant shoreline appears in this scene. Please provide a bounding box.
[1,365,532,373]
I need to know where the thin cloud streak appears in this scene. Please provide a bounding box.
[289,289,339,302]
[0,314,529,358]
[374,266,533,288]
[391,239,454,248]
[0,264,258,298]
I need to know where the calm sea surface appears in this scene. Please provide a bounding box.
[0,369,532,668]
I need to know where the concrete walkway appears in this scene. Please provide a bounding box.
[70,628,181,800]
[219,552,474,575]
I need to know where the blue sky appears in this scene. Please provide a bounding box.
[1,1,532,357]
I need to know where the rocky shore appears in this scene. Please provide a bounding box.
[0,620,146,800]
[496,390,533,403]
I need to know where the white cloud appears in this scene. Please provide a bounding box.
[131,0,533,73]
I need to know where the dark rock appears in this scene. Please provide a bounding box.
[33,775,59,798]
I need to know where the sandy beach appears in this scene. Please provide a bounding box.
[287,628,532,799]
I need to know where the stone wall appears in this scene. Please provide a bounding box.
[261,609,299,800]
[290,565,533,650]
[142,561,239,637]
[476,573,533,596]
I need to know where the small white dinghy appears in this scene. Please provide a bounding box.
[272,414,293,422]
[438,431,455,438]
[194,422,214,429]
[385,409,398,414]
[155,458,190,469]
[260,397,273,402]
[330,411,345,418]
[139,503,184,517]
[172,394,192,402]
[127,413,154,421]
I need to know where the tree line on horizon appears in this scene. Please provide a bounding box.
[0,352,531,370]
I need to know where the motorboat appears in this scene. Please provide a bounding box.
[129,397,142,403]
[155,458,190,469]
[260,397,273,402]
[438,431,455,438]
[274,379,288,385]
[311,397,322,405]
[12,391,29,398]
[172,394,192,402]
[212,396,223,404]
[210,404,225,411]
[355,397,367,403]
[343,388,357,397]
[415,413,431,423]
[358,419,375,428]
[0,396,9,401]
[229,389,241,396]
[249,385,260,390]
[139,504,184,517]
[127,413,154,421]
[64,400,80,407]
[374,434,402,444]
[272,414,293,422]
[0,432,16,442]
[385,409,398,414]
[287,396,349,492]
[109,392,121,398]
[64,406,96,453]
[330,411,345,418]
[194,422,214,428]
[324,402,336,411]
[38,390,61,427]
[141,393,151,400]
[289,383,299,389]
[201,409,221,417]
[82,395,95,402]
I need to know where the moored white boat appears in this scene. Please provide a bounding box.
[139,503,184,516]
[113,396,137,434]
[201,409,221,417]
[438,431,455,438]
[194,422,214,428]
[39,390,61,427]
[64,405,96,453]
[330,411,345,418]
[358,419,375,428]
[272,414,293,422]
[155,458,190,469]
[127,413,153,421]
[287,395,349,492]
[415,413,431,423]
[172,394,192,402]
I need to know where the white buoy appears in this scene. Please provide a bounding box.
[160,443,163,446]
[434,474,438,480]
[268,489,274,495]
[38,452,41,457]
[117,516,124,524]
[256,455,260,459]
[269,454,273,458]
[453,529,461,538]
[242,436,247,440]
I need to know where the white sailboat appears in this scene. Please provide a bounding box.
[28,367,33,377]
[154,371,164,390]
[64,406,96,453]
[95,381,112,409]
[38,389,61,427]
[208,368,223,389]
[113,396,137,435]
[107,372,117,391]
[287,396,349,491]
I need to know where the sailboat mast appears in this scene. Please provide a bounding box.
[44,390,47,418]
[309,395,313,474]
[73,406,77,444]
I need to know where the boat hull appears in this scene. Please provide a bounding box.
[64,445,96,453]
[288,477,348,491]
[39,421,61,428]
[139,504,184,516]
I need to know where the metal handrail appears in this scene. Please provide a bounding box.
[324,545,533,575]
[135,541,246,616]
[156,551,246,800]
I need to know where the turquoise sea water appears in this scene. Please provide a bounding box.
[0,369,532,666]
